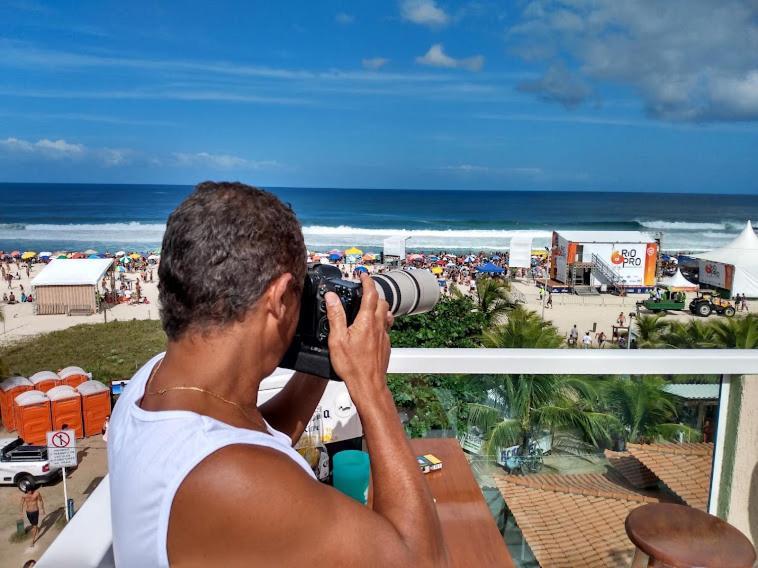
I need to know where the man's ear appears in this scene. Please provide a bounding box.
[266,273,296,320]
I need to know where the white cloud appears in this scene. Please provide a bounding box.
[172,152,280,170]
[0,137,84,158]
[508,0,758,122]
[362,57,389,70]
[400,0,449,27]
[416,44,484,72]
[440,164,543,176]
[335,12,354,24]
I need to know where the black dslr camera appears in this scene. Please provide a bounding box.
[279,264,439,380]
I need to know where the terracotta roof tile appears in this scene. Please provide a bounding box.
[626,443,713,510]
[604,449,658,489]
[496,472,667,568]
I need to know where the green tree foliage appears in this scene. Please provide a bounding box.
[389,295,486,348]
[469,277,516,325]
[601,376,700,443]
[709,315,758,348]
[467,374,617,457]
[481,306,564,348]
[634,314,669,348]
[632,314,758,349]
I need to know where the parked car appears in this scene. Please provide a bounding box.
[1,437,62,490]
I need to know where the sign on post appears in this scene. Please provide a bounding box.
[47,429,77,521]
[47,429,77,467]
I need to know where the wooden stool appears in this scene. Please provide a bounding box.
[625,503,756,568]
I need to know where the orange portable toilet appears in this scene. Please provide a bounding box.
[0,376,32,431]
[77,381,111,437]
[47,385,84,438]
[58,366,90,389]
[13,391,51,445]
[29,371,61,394]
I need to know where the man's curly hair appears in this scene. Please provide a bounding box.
[158,181,306,340]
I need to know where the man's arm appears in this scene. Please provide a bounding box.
[38,493,45,516]
[168,275,447,566]
[257,372,327,443]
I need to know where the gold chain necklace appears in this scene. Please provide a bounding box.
[143,360,263,428]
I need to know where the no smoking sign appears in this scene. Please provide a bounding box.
[47,429,78,468]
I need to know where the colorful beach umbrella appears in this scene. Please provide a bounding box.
[21,251,37,260]
[10,251,20,258]
[362,253,376,262]
[115,250,126,257]
[354,266,368,273]
[71,252,86,259]
[84,249,97,255]
[88,254,100,259]
[56,255,68,259]
[344,247,363,256]
[408,254,424,261]
[121,256,131,263]
[328,253,342,261]
[431,266,443,275]
[116,265,126,272]
[39,251,53,258]
[129,253,141,260]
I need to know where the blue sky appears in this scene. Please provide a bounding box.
[0,0,757,193]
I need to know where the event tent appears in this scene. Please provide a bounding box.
[476,262,504,274]
[657,269,699,292]
[694,221,758,297]
[31,258,113,315]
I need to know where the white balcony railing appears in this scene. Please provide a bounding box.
[37,349,758,567]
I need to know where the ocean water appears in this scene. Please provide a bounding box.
[0,183,756,253]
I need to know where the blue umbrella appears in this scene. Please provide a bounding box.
[116,265,126,272]
[329,253,342,261]
[354,266,368,273]
[476,262,504,274]
[88,254,99,259]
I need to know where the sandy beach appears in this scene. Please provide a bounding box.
[0,262,160,345]
[0,259,711,348]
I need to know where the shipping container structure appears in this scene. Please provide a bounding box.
[31,258,113,315]
[77,381,111,437]
[13,391,52,445]
[47,385,84,438]
[58,366,91,389]
[0,376,32,431]
[29,370,61,394]
[550,230,659,294]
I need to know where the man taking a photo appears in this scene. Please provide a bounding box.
[108,181,447,566]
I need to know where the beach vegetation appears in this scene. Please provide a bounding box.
[1,319,166,381]
[455,277,516,326]
[467,374,617,457]
[481,306,564,348]
[600,376,699,443]
[389,295,486,348]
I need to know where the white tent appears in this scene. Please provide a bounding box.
[658,268,699,292]
[509,236,533,269]
[31,259,113,315]
[694,221,758,297]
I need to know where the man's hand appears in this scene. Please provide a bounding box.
[325,273,393,398]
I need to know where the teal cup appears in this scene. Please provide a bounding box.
[332,450,370,504]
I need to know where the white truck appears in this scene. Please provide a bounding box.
[1,437,62,490]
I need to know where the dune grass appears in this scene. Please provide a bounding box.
[0,320,167,382]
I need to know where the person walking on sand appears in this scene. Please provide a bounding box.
[596,331,606,348]
[20,483,45,547]
[546,292,553,309]
[582,331,592,349]
[617,312,626,327]
[568,324,579,348]
[741,294,749,312]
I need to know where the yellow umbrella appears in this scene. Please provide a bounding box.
[431,266,443,275]
[344,247,363,256]
[129,253,141,260]
[21,251,37,260]
[531,249,548,258]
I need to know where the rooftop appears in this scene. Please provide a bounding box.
[662,383,720,400]
[496,472,665,568]
[626,442,713,510]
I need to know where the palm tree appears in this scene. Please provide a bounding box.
[602,376,700,443]
[661,319,717,348]
[709,314,758,348]
[633,314,668,347]
[468,374,617,457]
[471,277,515,325]
[481,306,564,348]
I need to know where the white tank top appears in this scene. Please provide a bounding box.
[108,353,315,567]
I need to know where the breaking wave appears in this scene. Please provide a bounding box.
[635,220,743,231]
